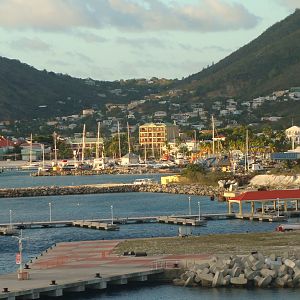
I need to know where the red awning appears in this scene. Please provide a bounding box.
[229,189,300,202]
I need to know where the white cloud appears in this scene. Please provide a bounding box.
[9,37,51,51]
[278,0,300,9]
[116,37,166,49]
[0,0,259,32]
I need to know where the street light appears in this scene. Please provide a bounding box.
[198,201,201,221]
[188,197,191,215]
[49,202,52,222]
[111,205,114,225]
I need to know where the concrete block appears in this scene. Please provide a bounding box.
[256,252,265,262]
[231,267,241,277]
[284,259,296,269]
[212,271,224,288]
[197,263,210,270]
[287,279,294,288]
[173,278,185,286]
[248,255,257,264]
[244,268,259,280]
[184,276,194,287]
[230,277,247,286]
[224,275,231,286]
[260,268,277,279]
[278,264,288,277]
[274,277,286,288]
[198,273,213,287]
[251,260,264,271]
[269,254,276,261]
[292,267,300,283]
[257,275,272,288]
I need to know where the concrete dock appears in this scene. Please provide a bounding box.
[0,240,176,300]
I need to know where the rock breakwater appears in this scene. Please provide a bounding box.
[0,183,222,198]
[0,184,139,198]
[139,184,222,197]
[175,251,300,288]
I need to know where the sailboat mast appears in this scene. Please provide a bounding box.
[212,116,215,155]
[82,124,86,162]
[245,129,249,172]
[127,122,131,153]
[118,121,121,158]
[41,144,45,168]
[96,122,100,159]
[53,132,58,165]
[29,133,33,165]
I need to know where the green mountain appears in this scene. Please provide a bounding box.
[1,10,300,121]
[179,9,300,100]
[0,57,167,120]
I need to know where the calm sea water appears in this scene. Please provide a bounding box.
[0,170,299,299]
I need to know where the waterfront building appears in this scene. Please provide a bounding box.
[20,142,51,161]
[285,125,300,149]
[139,123,179,157]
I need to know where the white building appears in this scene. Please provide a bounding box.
[285,126,300,150]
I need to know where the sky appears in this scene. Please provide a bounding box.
[0,0,299,81]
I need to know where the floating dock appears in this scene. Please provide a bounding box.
[157,216,206,226]
[72,221,119,231]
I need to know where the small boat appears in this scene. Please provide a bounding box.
[133,178,158,185]
[276,223,300,232]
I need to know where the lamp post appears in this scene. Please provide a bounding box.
[198,201,201,221]
[49,202,52,222]
[277,198,280,217]
[111,205,114,225]
[188,197,191,215]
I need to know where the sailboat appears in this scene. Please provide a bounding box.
[21,134,40,171]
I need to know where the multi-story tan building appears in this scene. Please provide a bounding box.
[139,123,179,155]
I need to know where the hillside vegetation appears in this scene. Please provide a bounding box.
[180,9,300,100]
[0,57,167,120]
[1,10,300,120]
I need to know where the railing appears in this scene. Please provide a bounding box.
[152,259,180,270]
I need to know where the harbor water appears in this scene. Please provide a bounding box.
[0,170,299,299]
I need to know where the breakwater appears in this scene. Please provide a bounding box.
[175,251,300,288]
[0,184,222,198]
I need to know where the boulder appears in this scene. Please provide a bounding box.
[260,268,277,279]
[230,277,248,286]
[284,259,296,269]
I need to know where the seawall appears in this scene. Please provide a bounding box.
[0,184,222,198]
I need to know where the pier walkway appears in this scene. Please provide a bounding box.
[0,240,210,300]
[0,213,236,232]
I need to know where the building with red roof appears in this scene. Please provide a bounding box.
[228,189,300,218]
[0,136,15,158]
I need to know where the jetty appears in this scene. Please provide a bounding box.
[0,240,181,300]
[0,213,238,232]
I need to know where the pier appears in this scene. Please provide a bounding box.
[0,213,238,232]
[0,240,179,300]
